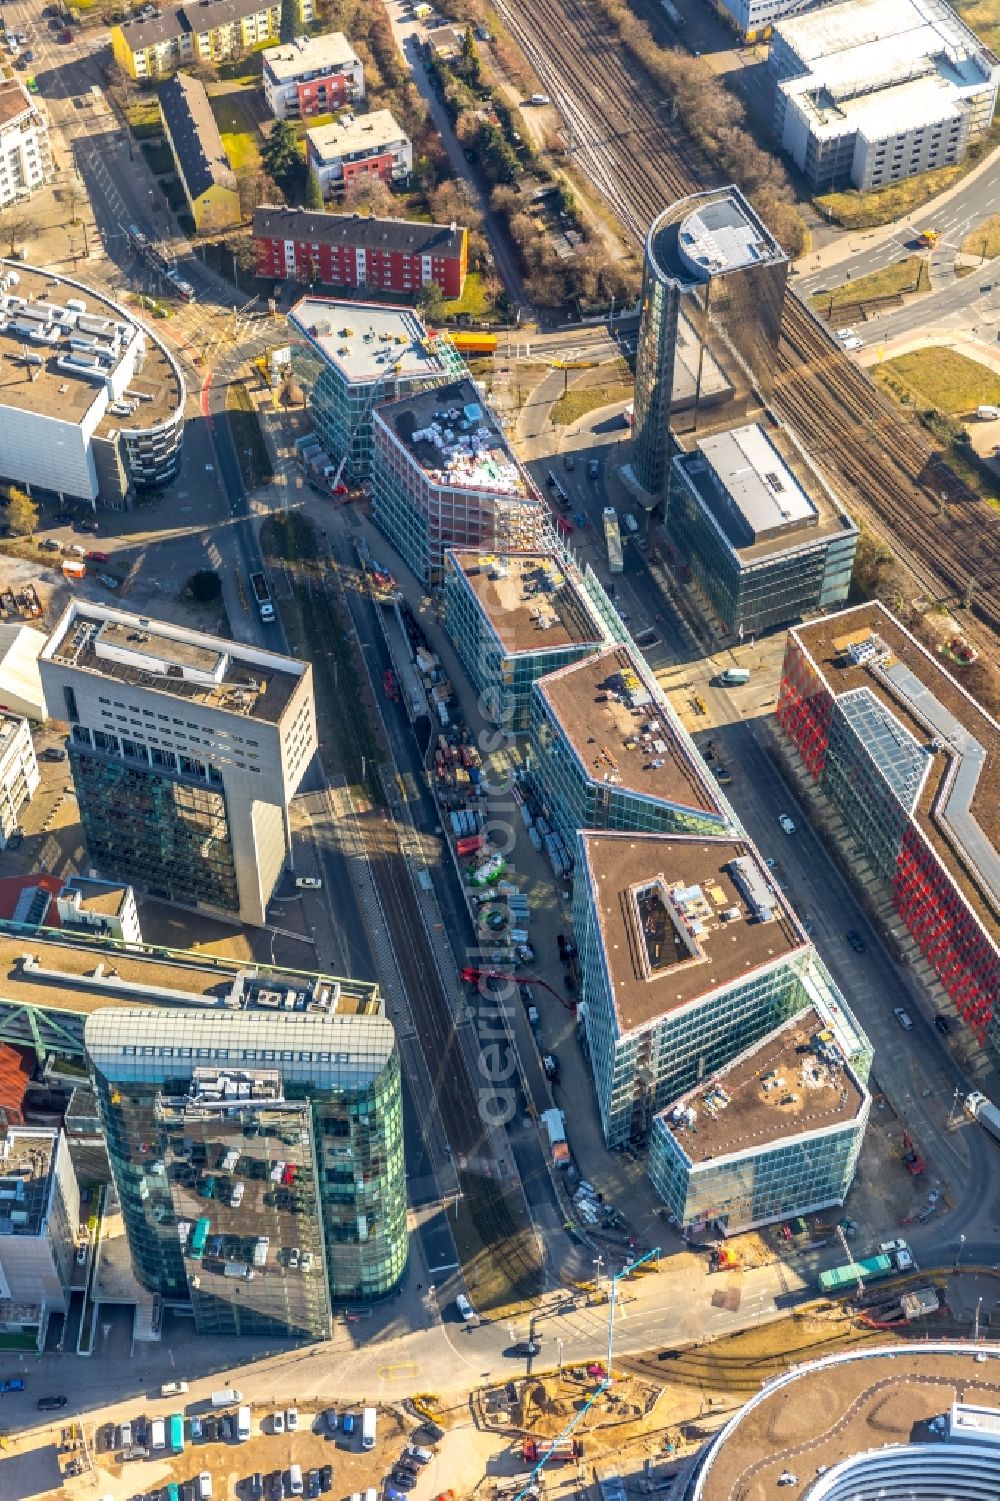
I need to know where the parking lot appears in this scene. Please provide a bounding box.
[89,1402,431,1501]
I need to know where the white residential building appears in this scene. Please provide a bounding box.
[0,715,38,848]
[306,110,412,197]
[0,79,52,209]
[0,1128,81,1320]
[55,877,142,944]
[770,0,1000,193]
[262,33,364,120]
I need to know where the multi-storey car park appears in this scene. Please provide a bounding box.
[372,377,549,586]
[288,297,453,486]
[769,0,1000,194]
[777,601,999,1065]
[571,829,871,1154]
[648,1002,870,1233]
[667,416,858,638]
[631,187,788,499]
[529,642,735,852]
[0,262,185,508]
[689,1347,1000,1499]
[0,925,407,1326]
[442,547,620,730]
[38,602,317,928]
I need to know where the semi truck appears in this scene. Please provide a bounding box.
[603,507,623,574]
[965,1091,1000,1146]
[250,572,275,623]
[522,1438,583,1464]
[818,1253,893,1293]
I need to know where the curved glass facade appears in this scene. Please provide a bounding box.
[632,188,788,497]
[86,1006,408,1338]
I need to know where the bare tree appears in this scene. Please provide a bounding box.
[0,210,37,258]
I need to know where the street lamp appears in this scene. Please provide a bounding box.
[953,1233,966,1274]
[592,1254,604,1292]
[975,1296,983,1340]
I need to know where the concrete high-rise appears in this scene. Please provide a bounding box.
[631,187,788,498]
[85,1001,407,1335]
[39,602,317,926]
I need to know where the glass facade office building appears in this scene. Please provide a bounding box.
[69,741,240,914]
[529,647,735,854]
[572,829,871,1149]
[442,548,611,731]
[632,187,788,498]
[288,299,454,485]
[668,422,858,638]
[651,1112,865,1232]
[778,606,1000,1063]
[85,1007,407,1336]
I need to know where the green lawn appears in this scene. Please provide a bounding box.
[551,379,633,426]
[810,256,929,314]
[443,270,494,319]
[210,94,262,171]
[876,347,1000,416]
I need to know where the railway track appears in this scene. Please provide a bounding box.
[316,560,545,1302]
[493,0,1000,640]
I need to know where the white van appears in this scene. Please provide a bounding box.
[623,513,639,535]
[530,93,551,105]
[253,1236,269,1267]
[150,1417,166,1451]
[362,1406,377,1450]
[978,404,1000,419]
[198,1476,213,1501]
[288,1464,303,1496]
[221,1149,239,1172]
[237,1406,252,1441]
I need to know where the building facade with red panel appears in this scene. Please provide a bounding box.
[306,110,411,198]
[777,602,999,1063]
[253,206,468,298]
[262,32,364,121]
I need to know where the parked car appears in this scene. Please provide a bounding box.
[319,1465,332,1491]
[893,1007,913,1030]
[934,1014,951,1035]
[6,831,22,850]
[286,1408,299,1433]
[271,1411,285,1435]
[403,1447,433,1466]
[778,813,796,835]
[42,746,66,761]
[845,930,866,953]
[390,1473,417,1493]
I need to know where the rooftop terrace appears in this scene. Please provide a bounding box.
[42,602,306,725]
[0,262,182,431]
[377,378,531,497]
[447,549,606,656]
[0,1128,58,1238]
[659,1005,866,1165]
[578,831,806,1033]
[793,603,999,938]
[288,297,443,387]
[538,645,727,818]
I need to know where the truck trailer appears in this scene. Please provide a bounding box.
[965,1091,1000,1146]
[818,1253,893,1293]
[603,507,623,574]
[250,571,275,623]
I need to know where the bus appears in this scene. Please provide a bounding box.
[169,1413,184,1454]
[546,470,570,510]
[190,1218,210,1260]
